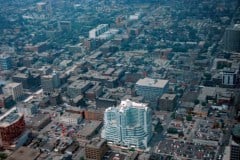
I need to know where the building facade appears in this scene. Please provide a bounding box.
[2,83,24,101]
[231,124,240,160]
[135,77,169,102]
[0,95,14,108]
[158,93,177,111]
[101,99,152,149]
[0,107,26,148]
[89,24,109,39]
[223,24,240,52]
[12,72,41,90]
[41,71,60,93]
[85,139,108,160]
[0,54,12,70]
[221,69,238,86]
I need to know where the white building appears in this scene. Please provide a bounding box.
[89,24,109,39]
[3,83,24,101]
[135,77,169,102]
[221,69,238,86]
[101,99,152,149]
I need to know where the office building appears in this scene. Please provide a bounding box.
[221,69,238,86]
[89,24,109,39]
[0,107,26,148]
[41,71,60,93]
[85,139,108,160]
[102,99,152,149]
[0,94,14,108]
[12,72,41,90]
[223,24,240,52]
[67,80,92,98]
[135,77,169,102]
[2,83,24,101]
[0,54,12,70]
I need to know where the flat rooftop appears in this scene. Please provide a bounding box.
[0,107,22,127]
[4,82,21,88]
[78,120,102,138]
[87,139,106,149]
[136,78,168,88]
[7,146,40,160]
[68,80,91,89]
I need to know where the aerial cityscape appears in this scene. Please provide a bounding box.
[0,0,240,160]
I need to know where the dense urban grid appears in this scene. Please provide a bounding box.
[0,0,240,160]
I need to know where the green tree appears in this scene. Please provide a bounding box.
[0,153,7,160]
[155,123,163,133]
[167,128,178,134]
[171,112,176,119]
[80,157,85,160]
[194,99,200,105]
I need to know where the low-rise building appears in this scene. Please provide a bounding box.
[158,93,177,111]
[85,139,108,160]
[28,114,51,131]
[59,113,82,125]
[67,80,92,98]
[77,120,102,140]
[0,94,14,108]
[6,146,40,160]
[84,109,104,121]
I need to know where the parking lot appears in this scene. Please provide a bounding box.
[157,139,217,160]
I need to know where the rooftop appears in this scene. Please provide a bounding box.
[136,77,169,88]
[160,93,176,100]
[4,82,22,88]
[119,99,148,111]
[0,107,22,127]
[7,147,40,160]
[87,139,106,149]
[78,120,102,138]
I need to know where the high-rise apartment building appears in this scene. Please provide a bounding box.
[101,99,152,149]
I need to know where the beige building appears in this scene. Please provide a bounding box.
[3,83,24,101]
